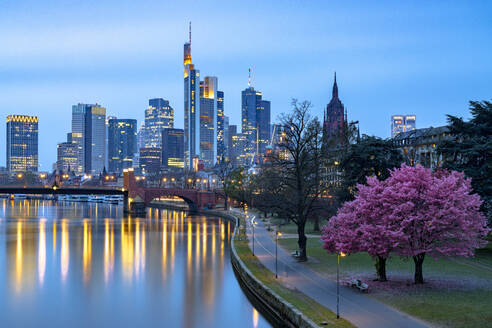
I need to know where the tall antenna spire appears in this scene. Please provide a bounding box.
[248,67,251,88]
[189,21,192,44]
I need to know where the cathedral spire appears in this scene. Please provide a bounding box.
[332,71,338,99]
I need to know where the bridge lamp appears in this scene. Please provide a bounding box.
[52,186,58,191]
[142,176,146,180]
[187,178,192,183]
[105,176,109,181]
[163,178,167,182]
[171,178,175,182]
[203,179,207,183]
[212,179,216,183]
[40,173,46,179]
[17,173,23,179]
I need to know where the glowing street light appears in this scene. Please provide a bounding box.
[275,231,282,278]
[337,251,347,319]
[16,173,23,179]
[251,217,257,256]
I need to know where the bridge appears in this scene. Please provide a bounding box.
[0,185,130,211]
[0,170,217,215]
[123,169,216,212]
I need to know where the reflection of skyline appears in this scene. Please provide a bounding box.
[0,200,261,327]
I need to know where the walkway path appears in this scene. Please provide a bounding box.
[233,209,429,328]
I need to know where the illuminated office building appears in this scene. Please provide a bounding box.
[184,23,201,170]
[216,90,225,163]
[145,98,174,148]
[6,115,38,172]
[57,142,78,173]
[223,115,230,161]
[391,115,417,138]
[199,76,219,168]
[108,119,137,173]
[241,70,270,165]
[137,121,146,151]
[162,128,184,170]
[139,148,161,174]
[71,103,106,175]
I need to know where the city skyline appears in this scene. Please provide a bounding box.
[1,1,492,169]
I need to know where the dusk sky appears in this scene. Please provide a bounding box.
[1,0,491,169]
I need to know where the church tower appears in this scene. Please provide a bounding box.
[323,72,346,145]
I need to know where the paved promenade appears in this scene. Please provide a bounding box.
[233,209,429,328]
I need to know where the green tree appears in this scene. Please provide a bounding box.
[437,100,492,222]
[337,135,403,202]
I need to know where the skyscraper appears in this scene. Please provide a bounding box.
[216,90,225,163]
[184,23,201,170]
[391,115,417,138]
[6,115,38,172]
[162,128,184,170]
[139,148,161,174]
[108,119,137,173]
[199,76,218,168]
[137,121,146,151]
[71,103,106,174]
[145,98,174,148]
[223,115,230,161]
[56,142,78,173]
[257,99,271,156]
[323,73,346,145]
[241,69,271,165]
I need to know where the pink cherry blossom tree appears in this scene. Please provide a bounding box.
[385,165,489,283]
[322,165,489,284]
[322,176,403,281]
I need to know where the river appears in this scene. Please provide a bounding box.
[0,199,271,328]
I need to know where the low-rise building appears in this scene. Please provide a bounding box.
[392,126,451,168]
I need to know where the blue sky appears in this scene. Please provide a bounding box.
[1,0,491,170]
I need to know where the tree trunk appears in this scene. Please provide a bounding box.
[297,223,308,262]
[376,256,387,282]
[313,216,320,232]
[413,253,426,284]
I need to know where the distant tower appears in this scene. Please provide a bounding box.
[323,72,346,145]
[184,22,201,169]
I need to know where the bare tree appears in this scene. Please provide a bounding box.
[215,159,234,210]
[258,99,325,261]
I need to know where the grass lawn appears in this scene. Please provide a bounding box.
[264,217,322,235]
[278,237,492,328]
[234,234,353,328]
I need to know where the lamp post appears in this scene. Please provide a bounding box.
[275,231,282,278]
[251,217,257,256]
[337,252,346,319]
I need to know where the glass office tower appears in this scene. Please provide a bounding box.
[6,115,38,172]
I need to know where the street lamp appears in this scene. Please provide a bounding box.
[337,251,346,319]
[275,231,282,278]
[251,217,257,256]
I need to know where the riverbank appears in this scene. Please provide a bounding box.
[207,208,353,328]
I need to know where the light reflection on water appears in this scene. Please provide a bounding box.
[0,199,271,328]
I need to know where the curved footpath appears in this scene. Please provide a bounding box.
[233,208,430,328]
[206,209,320,328]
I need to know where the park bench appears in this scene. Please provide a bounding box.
[348,279,369,293]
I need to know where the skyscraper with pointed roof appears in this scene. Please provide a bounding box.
[323,72,346,144]
[184,22,200,170]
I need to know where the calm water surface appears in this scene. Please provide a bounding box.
[0,200,271,328]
